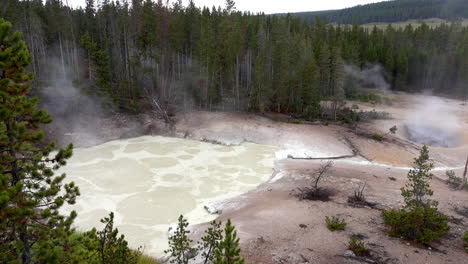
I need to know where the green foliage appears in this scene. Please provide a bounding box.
[291,0,468,24]
[382,146,450,245]
[80,32,113,101]
[215,219,245,264]
[4,0,468,115]
[371,133,384,142]
[401,146,436,208]
[165,217,245,264]
[360,92,382,104]
[463,231,468,252]
[138,254,160,264]
[382,206,449,245]
[165,215,195,264]
[325,216,347,231]
[0,18,79,264]
[198,220,223,264]
[348,237,370,256]
[446,170,468,190]
[85,212,141,264]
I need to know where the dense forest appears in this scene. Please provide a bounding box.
[288,0,468,24]
[1,0,468,116]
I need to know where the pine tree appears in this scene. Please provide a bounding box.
[198,220,223,264]
[215,219,245,264]
[382,146,450,244]
[87,212,140,264]
[401,145,436,208]
[0,18,79,264]
[165,215,195,264]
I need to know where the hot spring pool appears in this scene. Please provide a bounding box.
[61,136,278,256]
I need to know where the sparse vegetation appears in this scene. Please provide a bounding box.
[358,110,392,122]
[382,146,450,245]
[138,255,160,264]
[166,215,245,264]
[446,170,468,190]
[297,161,334,201]
[371,133,384,142]
[348,182,375,208]
[388,125,398,135]
[325,216,347,231]
[348,237,370,256]
[463,231,468,253]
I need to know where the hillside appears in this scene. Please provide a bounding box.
[286,0,468,24]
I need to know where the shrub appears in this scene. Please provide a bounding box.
[138,255,160,264]
[297,161,334,201]
[325,216,347,231]
[348,182,375,208]
[371,133,384,141]
[382,146,450,245]
[446,170,468,190]
[348,237,370,256]
[382,206,449,245]
[463,231,468,253]
[358,109,391,121]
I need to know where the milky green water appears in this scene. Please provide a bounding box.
[61,136,278,256]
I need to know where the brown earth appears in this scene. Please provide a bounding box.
[46,91,468,263]
[172,93,468,264]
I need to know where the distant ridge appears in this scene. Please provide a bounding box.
[281,0,468,24]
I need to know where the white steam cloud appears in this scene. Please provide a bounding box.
[404,95,461,148]
[345,64,390,91]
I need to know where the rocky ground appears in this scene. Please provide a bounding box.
[46,92,468,263]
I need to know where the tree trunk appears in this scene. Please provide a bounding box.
[20,227,32,264]
[462,154,468,189]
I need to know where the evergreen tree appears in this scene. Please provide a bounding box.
[86,212,141,264]
[165,215,195,264]
[198,220,223,264]
[382,146,450,244]
[0,18,79,264]
[215,219,245,264]
[401,145,436,208]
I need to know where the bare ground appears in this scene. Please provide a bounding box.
[170,94,468,264]
[46,92,468,263]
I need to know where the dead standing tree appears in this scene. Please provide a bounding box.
[462,154,468,189]
[297,161,334,201]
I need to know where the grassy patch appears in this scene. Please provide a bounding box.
[348,237,370,256]
[138,254,160,264]
[325,216,347,231]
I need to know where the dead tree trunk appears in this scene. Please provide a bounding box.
[462,154,468,189]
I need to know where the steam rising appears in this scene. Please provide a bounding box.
[404,96,461,148]
[345,64,390,91]
[39,57,142,147]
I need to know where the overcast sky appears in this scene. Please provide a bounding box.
[63,0,387,14]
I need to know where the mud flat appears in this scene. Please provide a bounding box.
[61,136,278,256]
[60,92,467,263]
[171,93,468,264]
